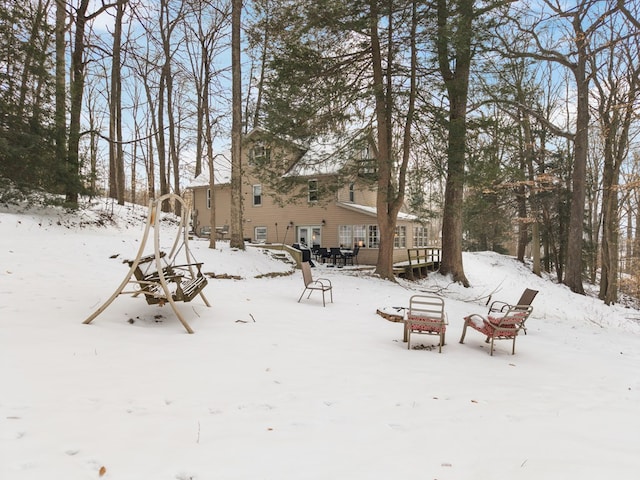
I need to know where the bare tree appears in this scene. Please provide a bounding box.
[435,0,476,287]
[108,0,127,204]
[592,17,640,304]
[230,0,245,249]
[55,0,66,191]
[65,0,116,206]
[184,0,231,249]
[158,0,187,213]
[506,0,622,294]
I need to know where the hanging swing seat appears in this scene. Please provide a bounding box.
[124,253,207,304]
[83,193,211,333]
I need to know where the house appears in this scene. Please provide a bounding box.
[188,129,436,266]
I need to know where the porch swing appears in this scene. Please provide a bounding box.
[83,193,210,333]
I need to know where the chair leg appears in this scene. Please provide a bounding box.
[298,288,307,303]
[403,321,409,342]
[490,336,495,356]
[459,317,469,344]
[511,336,516,354]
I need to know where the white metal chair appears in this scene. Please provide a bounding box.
[403,294,447,352]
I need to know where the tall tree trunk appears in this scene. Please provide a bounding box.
[109,0,125,204]
[519,102,541,276]
[436,0,472,286]
[66,0,91,205]
[54,0,66,192]
[596,22,639,304]
[563,9,590,295]
[203,48,217,249]
[166,62,180,215]
[157,69,168,205]
[370,0,394,279]
[252,22,269,130]
[146,125,155,200]
[599,151,619,304]
[371,0,417,280]
[230,0,245,250]
[66,0,114,206]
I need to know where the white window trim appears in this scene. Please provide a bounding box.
[252,184,262,206]
[308,179,318,203]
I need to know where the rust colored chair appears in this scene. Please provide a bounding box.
[487,288,538,334]
[459,304,533,356]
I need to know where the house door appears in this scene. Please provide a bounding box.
[297,226,321,248]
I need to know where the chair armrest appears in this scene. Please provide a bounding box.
[313,277,332,288]
[488,300,510,313]
[466,313,487,328]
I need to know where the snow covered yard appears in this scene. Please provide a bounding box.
[1,199,639,479]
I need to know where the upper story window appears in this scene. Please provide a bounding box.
[249,141,271,165]
[308,179,318,202]
[252,184,262,206]
[358,145,377,177]
[349,183,355,202]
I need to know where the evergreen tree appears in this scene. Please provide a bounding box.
[0,0,56,191]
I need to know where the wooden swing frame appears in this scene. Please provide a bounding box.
[83,193,210,333]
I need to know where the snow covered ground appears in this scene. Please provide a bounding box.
[1,197,639,479]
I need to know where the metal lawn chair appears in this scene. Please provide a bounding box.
[298,261,333,306]
[403,294,447,352]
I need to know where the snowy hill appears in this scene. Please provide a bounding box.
[1,197,639,479]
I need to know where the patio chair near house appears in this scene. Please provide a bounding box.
[329,247,345,267]
[487,288,538,334]
[298,261,333,307]
[317,247,331,264]
[403,294,447,352]
[459,304,534,356]
[343,246,359,266]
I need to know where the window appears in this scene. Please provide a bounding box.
[349,183,355,202]
[353,225,366,248]
[338,225,352,248]
[368,225,380,248]
[394,226,407,248]
[254,226,267,243]
[308,179,318,202]
[413,226,428,247]
[207,188,211,209]
[252,184,262,206]
[249,141,270,165]
[358,146,377,176]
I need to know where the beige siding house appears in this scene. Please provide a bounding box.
[188,130,434,265]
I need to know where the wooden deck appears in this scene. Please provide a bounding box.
[393,247,441,280]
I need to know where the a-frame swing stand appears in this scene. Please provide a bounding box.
[83,193,210,333]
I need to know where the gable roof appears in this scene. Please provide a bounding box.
[187,128,369,187]
[187,150,231,188]
[284,134,364,177]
